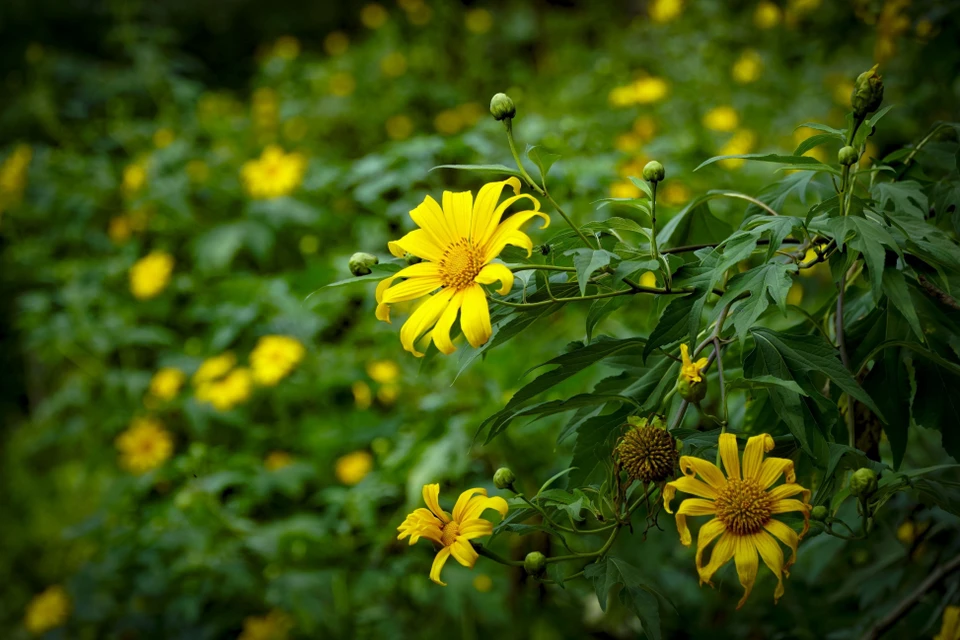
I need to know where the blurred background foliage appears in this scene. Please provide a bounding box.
[0,0,958,638]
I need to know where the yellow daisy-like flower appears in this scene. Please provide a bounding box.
[397,484,509,586]
[732,50,763,84]
[679,343,708,383]
[663,433,811,608]
[24,585,70,634]
[367,359,400,384]
[265,451,294,472]
[936,605,960,640]
[149,367,185,401]
[238,609,293,640]
[194,352,236,384]
[703,106,739,132]
[335,450,374,485]
[375,178,548,356]
[196,368,253,411]
[129,251,174,300]
[116,417,174,474]
[250,335,306,386]
[240,146,307,199]
[648,0,683,23]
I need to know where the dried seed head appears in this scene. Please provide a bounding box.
[616,417,678,483]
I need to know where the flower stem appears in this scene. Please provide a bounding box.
[474,544,524,567]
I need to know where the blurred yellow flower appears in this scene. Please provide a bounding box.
[0,144,32,217]
[238,609,293,640]
[361,3,389,29]
[465,8,493,33]
[250,335,306,386]
[660,181,691,206]
[24,585,69,635]
[473,574,494,592]
[936,605,960,640]
[377,383,399,405]
[434,109,463,135]
[367,360,400,384]
[109,216,132,243]
[323,32,349,56]
[703,106,739,132]
[186,160,210,183]
[273,36,300,61]
[789,0,820,13]
[916,19,934,39]
[153,128,175,149]
[608,77,669,107]
[786,282,803,305]
[649,0,683,23]
[336,450,374,485]
[380,52,407,77]
[754,2,781,28]
[116,417,174,474]
[252,87,279,131]
[329,72,356,97]
[352,381,373,410]
[614,133,642,153]
[719,130,757,169]
[129,251,174,300]
[149,367,186,401]
[610,180,642,199]
[194,353,237,385]
[732,50,763,84]
[456,102,484,127]
[618,157,650,179]
[632,115,657,142]
[196,367,253,411]
[122,160,148,196]
[241,146,306,199]
[265,451,294,472]
[386,114,414,141]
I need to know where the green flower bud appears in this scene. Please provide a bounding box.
[811,505,828,522]
[851,64,884,118]
[642,160,665,183]
[404,253,422,266]
[493,467,516,491]
[838,146,858,166]
[524,551,547,577]
[490,93,516,121]
[677,377,707,403]
[349,252,378,276]
[849,467,878,498]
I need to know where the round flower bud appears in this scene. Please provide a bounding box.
[677,377,707,403]
[811,505,828,522]
[524,551,547,577]
[642,160,665,183]
[404,253,422,266]
[616,416,679,483]
[349,252,378,276]
[851,64,884,118]
[838,146,858,166]
[849,467,878,498]
[489,93,516,121]
[493,467,516,491]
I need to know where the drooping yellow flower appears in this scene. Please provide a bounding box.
[680,343,709,383]
[936,605,960,640]
[375,178,548,356]
[367,360,400,384]
[116,417,174,474]
[238,609,293,640]
[703,106,739,132]
[649,0,683,23]
[241,146,307,199]
[149,367,186,401]
[129,251,174,300]
[250,335,305,386]
[397,484,509,586]
[663,433,811,608]
[335,450,374,485]
[732,50,763,84]
[265,451,294,472]
[24,585,70,634]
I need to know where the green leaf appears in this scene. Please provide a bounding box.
[643,293,699,361]
[526,144,561,184]
[569,248,617,296]
[795,122,846,137]
[430,163,523,179]
[628,176,655,200]
[718,263,797,341]
[854,105,895,147]
[793,133,840,157]
[912,359,960,463]
[318,263,402,289]
[745,216,806,261]
[584,557,662,640]
[872,180,929,219]
[820,215,901,297]
[656,199,733,249]
[569,405,633,485]
[695,153,841,175]
[586,295,628,343]
[881,268,924,342]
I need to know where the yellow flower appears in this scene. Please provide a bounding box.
[703,106,739,132]
[397,484,509,585]
[614,133,642,153]
[405,1,433,25]
[153,128,175,149]
[265,451,294,471]
[149,367,186,401]
[375,179,548,356]
[196,368,253,411]
[639,271,657,288]
[434,109,463,135]
[754,1,781,29]
[936,605,960,640]
[323,31,349,56]
[632,115,657,142]
[386,114,414,141]
[24,585,70,634]
[250,335,305,386]
[241,146,307,199]
[473,574,494,592]
[649,0,683,23]
[273,36,300,60]
[663,433,811,608]
[610,180,642,199]
[679,343,709,383]
[352,381,373,409]
[238,609,293,640]
[719,130,756,169]
[335,450,374,485]
[609,77,669,107]
[732,50,763,84]
[660,181,691,206]
[129,251,174,300]
[329,72,356,97]
[367,360,400,384]
[361,3,389,29]
[116,417,174,474]
[194,352,237,385]
[123,160,148,196]
[380,52,407,77]
[465,8,493,33]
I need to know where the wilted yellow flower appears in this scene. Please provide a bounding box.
[719,130,757,169]
[754,1,781,28]
[24,586,70,634]
[335,450,374,485]
[703,106,739,132]
[385,114,414,141]
[367,360,400,384]
[241,146,306,199]
[238,609,293,640]
[465,8,493,33]
[680,343,709,383]
[265,451,294,472]
[732,50,763,84]
[649,0,683,23]
[434,109,463,135]
[632,115,657,142]
[609,77,669,107]
[380,51,407,77]
[129,251,174,300]
[153,128,175,149]
[194,352,237,385]
[273,36,300,60]
[663,433,811,608]
[323,31,349,56]
[329,72,356,97]
[116,417,174,474]
[639,271,657,287]
[196,367,253,411]
[149,367,186,401]
[660,181,691,206]
[250,335,306,386]
[376,179,547,356]
[935,605,960,640]
[0,144,32,217]
[398,484,509,585]
[610,180,642,199]
[361,3,389,29]
[353,381,373,409]
[122,160,148,196]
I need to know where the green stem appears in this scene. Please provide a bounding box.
[545,523,621,564]
[650,181,659,261]
[475,544,524,567]
[509,264,576,273]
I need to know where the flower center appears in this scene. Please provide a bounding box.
[440,520,460,546]
[439,239,484,290]
[714,479,774,535]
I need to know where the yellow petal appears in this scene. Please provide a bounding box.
[429,546,452,585]
[763,519,799,574]
[668,475,720,500]
[460,495,509,522]
[457,518,494,540]
[718,433,741,481]
[767,483,810,503]
[662,481,678,514]
[695,518,727,575]
[770,499,808,515]
[477,191,542,250]
[380,276,442,305]
[388,229,445,262]
[699,531,736,586]
[399,288,455,357]
[459,284,492,348]
[475,263,515,295]
[471,178,521,245]
[754,530,785,602]
[680,343,692,367]
[442,190,473,241]
[734,534,759,609]
[431,290,465,355]
[410,194,455,247]
[452,488,488,522]
[758,456,796,489]
[742,434,774,481]
[450,537,479,568]
[422,484,450,523]
[481,209,549,262]
[679,456,728,490]
[674,498,716,546]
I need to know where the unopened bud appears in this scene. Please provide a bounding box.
[489,93,516,121]
[849,468,878,498]
[838,146,858,166]
[349,252,378,276]
[405,253,422,266]
[677,377,707,403]
[493,467,516,491]
[524,551,547,577]
[851,64,884,118]
[642,160,665,183]
[811,505,828,522]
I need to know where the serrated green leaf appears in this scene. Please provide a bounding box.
[821,215,901,297]
[695,152,841,175]
[643,293,699,361]
[570,248,617,296]
[881,268,924,342]
[718,263,797,341]
[584,557,662,640]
